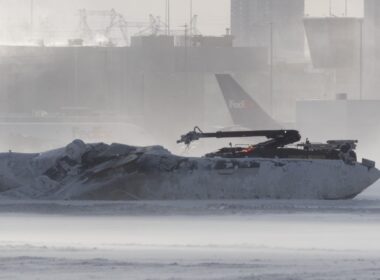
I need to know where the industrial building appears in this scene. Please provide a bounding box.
[296,95,380,159]
[0,39,268,149]
[1,2,376,152]
[364,0,380,98]
[303,17,363,99]
[0,0,338,152]
[231,0,305,60]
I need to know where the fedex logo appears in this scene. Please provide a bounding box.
[228,99,249,109]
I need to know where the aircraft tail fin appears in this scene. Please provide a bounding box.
[215,74,280,130]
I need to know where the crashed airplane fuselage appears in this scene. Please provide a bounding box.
[0,139,378,200]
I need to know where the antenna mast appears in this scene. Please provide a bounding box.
[30,0,34,36]
[166,0,171,35]
[189,0,193,36]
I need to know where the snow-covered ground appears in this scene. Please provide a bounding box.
[1,195,380,279]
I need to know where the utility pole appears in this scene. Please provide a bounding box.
[189,0,193,36]
[168,0,171,35]
[329,0,332,16]
[184,24,188,95]
[345,0,348,16]
[73,47,78,105]
[270,22,274,116]
[269,0,274,117]
[30,0,34,36]
[184,23,190,124]
[360,19,363,100]
[165,0,171,35]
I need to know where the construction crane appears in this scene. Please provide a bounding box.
[78,9,132,45]
[77,9,171,46]
[134,14,169,37]
[190,15,200,36]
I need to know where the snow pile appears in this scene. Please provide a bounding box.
[0,140,378,200]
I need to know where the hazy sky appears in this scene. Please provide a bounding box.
[0,0,364,36]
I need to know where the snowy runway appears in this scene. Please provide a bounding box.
[1,245,380,280]
[1,197,380,279]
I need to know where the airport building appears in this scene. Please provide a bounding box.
[364,0,380,98]
[296,95,380,159]
[0,38,268,149]
[231,0,305,59]
[303,17,363,99]
[0,4,361,151]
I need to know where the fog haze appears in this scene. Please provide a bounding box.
[1,1,380,279]
[0,0,364,40]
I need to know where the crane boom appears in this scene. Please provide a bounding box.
[177,127,301,148]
